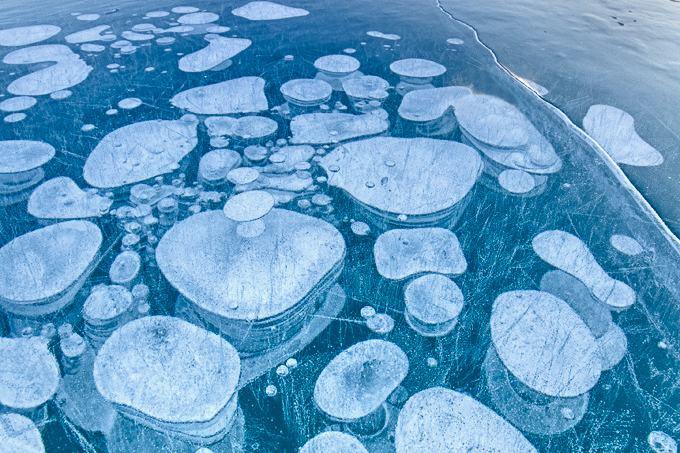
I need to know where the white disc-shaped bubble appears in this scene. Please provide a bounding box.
[390,58,446,78]
[4,113,26,123]
[367,31,400,41]
[117,98,142,109]
[498,169,536,194]
[610,234,644,256]
[314,339,408,421]
[156,37,176,45]
[0,96,36,112]
[0,338,60,409]
[81,43,105,52]
[0,25,61,47]
[50,90,72,100]
[227,167,259,185]
[131,23,155,32]
[648,431,677,453]
[223,190,275,222]
[77,14,100,21]
[0,413,45,453]
[300,432,368,453]
[172,6,200,13]
[350,220,370,236]
[206,25,230,33]
[314,54,360,76]
[231,1,309,21]
[146,11,170,17]
[178,12,219,24]
[236,218,266,237]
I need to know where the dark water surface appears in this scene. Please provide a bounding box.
[441,0,680,234]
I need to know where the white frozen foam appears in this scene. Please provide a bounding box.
[610,234,644,256]
[223,190,275,222]
[51,90,71,99]
[491,290,601,397]
[395,388,537,453]
[533,230,636,310]
[0,413,44,453]
[28,177,113,219]
[145,11,170,18]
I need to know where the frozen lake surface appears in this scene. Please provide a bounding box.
[0,0,679,452]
